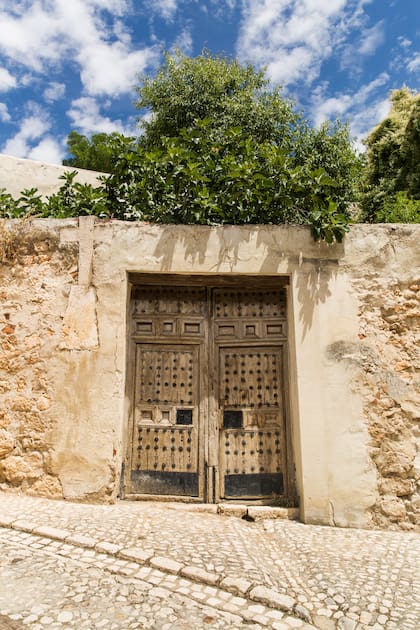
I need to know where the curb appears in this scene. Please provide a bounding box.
[0,516,311,625]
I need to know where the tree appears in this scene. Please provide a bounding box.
[361,87,420,222]
[136,50,301,150]
[12,52,362,242]
[63,130,136,173]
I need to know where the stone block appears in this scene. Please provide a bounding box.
[311,614,336,630]
[380,496,407,521]
[12,520,36,533]
[0,453,43,484]
[217,503,248,518]
[220,576,253,596]
[33,525,69,541]
[27,475,62,499]
[0,429,14,459]
[294,604,312,623]
[150,555,183,574]
[247,506,289,521]
[180,565,220,586]
[65,533,97,548]
[337,616,357,630]
[61,285,98,350]
[249,585,295,611]
[379,478,415,496]
[118,547,153,563]
[95,541,121,555]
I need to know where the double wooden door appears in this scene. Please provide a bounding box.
[125,279,291,503]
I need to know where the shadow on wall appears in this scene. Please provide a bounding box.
[292,260,340,341]
[151,225,344,339]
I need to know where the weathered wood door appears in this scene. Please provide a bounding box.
[128,286,207,498]
[213,288,288,500]
[126,278,290,503]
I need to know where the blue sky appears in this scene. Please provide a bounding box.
[0,0,418,165]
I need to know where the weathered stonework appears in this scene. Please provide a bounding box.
[0,219,79,499]
[0,175,418,529]
[356,277,418,530]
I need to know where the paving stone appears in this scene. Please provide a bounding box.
[118,547,153,563]
[337,617,358,630]
[32,526,69,541]
[180,565,220,585]
[311,614,336,630]
[294,604,312,623]
[0,492,417,630]
[217,503,248,518]
[10,520,35,533]
[249,585,295,611]
[95,541,121,555]
[150,556,183,574]
[65,533,97,548]
[247,506,289,521]
[220,575,253,595]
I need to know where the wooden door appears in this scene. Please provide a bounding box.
[126,279,290,503]
[128,286,206,498]
[212,288,288,500]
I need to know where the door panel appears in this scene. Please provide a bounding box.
[127,281,289,502]
[213,288,287,501]
[130,344,201,497]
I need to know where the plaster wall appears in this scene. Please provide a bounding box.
[0,218,418,530]
[0,154,103,199]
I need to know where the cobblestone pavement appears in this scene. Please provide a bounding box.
[0,493,419,630]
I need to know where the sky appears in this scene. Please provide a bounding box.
[0,0,419,165]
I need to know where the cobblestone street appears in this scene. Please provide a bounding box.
[0,493,418,629]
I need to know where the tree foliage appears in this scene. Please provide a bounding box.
[63,130,136,173]
[361,87,420,222]
[136,50,301,149]
[3,51,366,242]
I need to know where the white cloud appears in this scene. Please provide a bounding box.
[146,0,178,21]
[236,0,357,86]
[398,36,412,50]
[0,67,17,91]
[312,72,390,126]
[235,1,387,87]
[78,42,156,96]
[171,27,193,55]
[28,137,65,164]
[310,73,391,151]
[67,96,133,135]
[44,81,66,102]
[358,21,385,55]
[1,110,51,158]
[407,53,420,74]
[0,1,159,96]
[0,102,10,122]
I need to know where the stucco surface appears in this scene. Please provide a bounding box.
[0,154,103,199]
[0,218,419,530]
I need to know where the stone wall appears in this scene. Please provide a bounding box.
[0,217,418,530]
[349,245,419,530]
[0,218,79,498]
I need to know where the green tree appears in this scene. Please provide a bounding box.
[5,52,363,242]
[362,87,420,222]
[63,130,136,173]
[136,50,301,149]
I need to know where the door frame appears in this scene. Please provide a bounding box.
[122,273,295,505]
